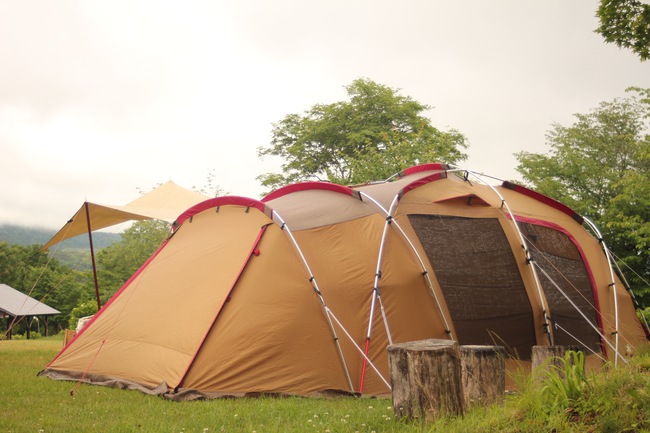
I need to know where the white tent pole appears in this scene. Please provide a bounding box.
[271,212,355,392]
[465,170,555,346]
[359,192,456,340]
[582,217,621,366]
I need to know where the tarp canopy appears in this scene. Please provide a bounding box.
[41,181,209,251]
[0,283,60,317]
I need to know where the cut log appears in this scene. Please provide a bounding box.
[459,345,506,406]
[531,345,583,378]
[387,339,464,421]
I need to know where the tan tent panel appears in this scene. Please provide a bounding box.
[41,181,209,251]
[39,164,649,399]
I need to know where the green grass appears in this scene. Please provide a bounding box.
[1,338,649,432]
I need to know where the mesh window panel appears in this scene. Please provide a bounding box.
[409,215,537,360]
[519,222,601,352]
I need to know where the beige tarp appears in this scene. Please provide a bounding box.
[41,181,209,251]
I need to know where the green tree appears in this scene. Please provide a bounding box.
[257,78,468,190]
[0,242,90,334]
[596,0,650,61]
[96,219,170,301]
[515,88,650,306]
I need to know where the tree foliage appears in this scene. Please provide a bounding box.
[515,88,650,306]
[0,241,90,334]
[257,78,468,191]
[96,219,170,302]
[596,0,650,61]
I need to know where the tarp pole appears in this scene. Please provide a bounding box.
[85,202,102,310]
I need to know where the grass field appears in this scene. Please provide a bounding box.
[1,337,649,432]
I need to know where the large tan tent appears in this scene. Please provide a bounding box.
[39,164,649,399]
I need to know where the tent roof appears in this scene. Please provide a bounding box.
[0,284,60,317]
[42,181,209,251]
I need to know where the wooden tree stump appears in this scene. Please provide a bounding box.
[459,345,506,406]
[531,345,583,379]
[387,339,464,421]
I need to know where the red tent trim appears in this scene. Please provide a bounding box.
[502,181,584,224]
[262,182,361,202]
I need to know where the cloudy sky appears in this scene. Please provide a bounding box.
[1,1,648,230]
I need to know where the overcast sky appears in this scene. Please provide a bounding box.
[1,1,648,230]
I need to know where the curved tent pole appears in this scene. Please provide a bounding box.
[465,170,555,346]
[270,211,355,393]
[356,190,457,393]
[359,189,457,342]
[606,249,650,337]
[357,194,396,393]
[582,217,621,366]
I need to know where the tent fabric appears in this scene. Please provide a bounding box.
[0,283,60,317]
[39,164,649,399]
[41,181,209,251]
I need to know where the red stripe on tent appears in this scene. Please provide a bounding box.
[398,172,448,199]
[502,181,584,224]
[176,224,271,390]
[261,182,360,202]
[46,236,172,367]
[398,163,449,178]
[175,197,268,228]
[513,215,606,357]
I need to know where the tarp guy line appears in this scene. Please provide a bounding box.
[582,217,621,366]
[466,170,555,346]
[270,210,355,392]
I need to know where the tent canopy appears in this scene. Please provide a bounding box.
[41,181,209,251]
[0,283,60,317]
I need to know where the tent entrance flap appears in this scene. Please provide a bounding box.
[519,222,602,353]
[408,214,537,360]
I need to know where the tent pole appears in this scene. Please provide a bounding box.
[85,202,102,310]
[360,191,456,339]
[582,217,622,366]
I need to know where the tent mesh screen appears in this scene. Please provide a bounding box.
[409,215,537,360]
[519,222,602,353]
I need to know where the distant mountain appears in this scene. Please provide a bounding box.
[0,224,121,249]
